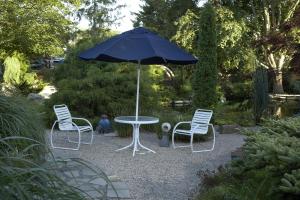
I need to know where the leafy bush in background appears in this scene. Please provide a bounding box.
[3,52,44,94]
[290,80,300,94]
[45,32,171,131]
[197,117,300,200]
[214,102,254,126]
[222,80,252,102]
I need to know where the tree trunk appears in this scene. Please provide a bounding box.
[273,71,284,94]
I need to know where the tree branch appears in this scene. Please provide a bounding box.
[284,0,300,22]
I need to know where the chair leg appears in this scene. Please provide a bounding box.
[190,133,194,152]
[172,131,176,149]
[89,130,94,145]
[50,121,58,149]
[172,132,193,149]
[52,128,81,151]
[68,129,93,145]
[192,125,216,153]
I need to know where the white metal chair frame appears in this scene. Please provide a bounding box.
[50,104,94,150]
[172,109,216,153]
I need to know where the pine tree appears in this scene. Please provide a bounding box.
[192,3,217,109]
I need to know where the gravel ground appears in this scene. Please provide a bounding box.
[50,131,245,200]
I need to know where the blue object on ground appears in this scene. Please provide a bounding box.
[97,115,113,134]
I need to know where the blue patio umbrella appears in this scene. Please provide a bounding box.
[79,27,198,120]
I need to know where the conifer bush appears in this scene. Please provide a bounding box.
[192,3,218,109]
[198,117,300,200]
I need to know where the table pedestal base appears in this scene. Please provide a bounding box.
[116,124,156,156]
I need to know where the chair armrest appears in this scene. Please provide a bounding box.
[190,122,208,132]
[191,123,214,132]
[72,117,93,129]
[173,121,192,132]
[53,120,80,132]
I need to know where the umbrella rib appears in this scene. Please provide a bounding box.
[145,35,167,63]
[100,35,126,59]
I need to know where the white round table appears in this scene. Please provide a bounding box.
[114,116,159,156]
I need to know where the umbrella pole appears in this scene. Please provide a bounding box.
[135,61,141,121]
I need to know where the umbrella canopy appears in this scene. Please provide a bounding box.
[79,27,198,65]
[79,27,198,120]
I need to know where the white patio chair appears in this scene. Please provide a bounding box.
[172,109,216,153]
[50,104,94,150]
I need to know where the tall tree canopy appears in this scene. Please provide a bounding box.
[0,0,82,58]
[0,0,120,59]
[216,0,300,93]
[133,0,199,38]
[77,0,122,35]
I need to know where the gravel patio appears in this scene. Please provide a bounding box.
[50,131,245,200]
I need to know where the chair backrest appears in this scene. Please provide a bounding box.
[191,109,213,134]
[53,104,73,130]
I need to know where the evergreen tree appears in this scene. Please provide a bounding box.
[133,0,198,38]
[253,65,269,124]
[192,3,218,109]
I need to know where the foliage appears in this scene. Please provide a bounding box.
[216,0,300,93]
[0,136,112,199]
[290,80,300,93]
[222,80,252,102]
[192,3,218,109]
[0,94,45,160]
[215,6,250,74]
[76,0,122,35]
[235,118,300,197]
[172,9,199,53]
[0,93,112,199]
[253,66,269,124]
[214,102,254,126]
[133,0,198,38]
[172,4,254,103]
[197,117,300,200]
[0,0,81,58]
[197,168,279,200]
[3,52,44,93]
[45,32,161,129]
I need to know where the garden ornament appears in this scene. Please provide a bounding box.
[159,122,171,147]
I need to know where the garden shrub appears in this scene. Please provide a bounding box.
[197,117,300,200]
[45,62,158,125]
[214,102,254,126]
[290,80,300,94]
[222,80,252,102]
[3,51,44,94]
[45,33,172,137]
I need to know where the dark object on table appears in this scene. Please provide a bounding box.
[96,114,113,134]
[159,122,171,147]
